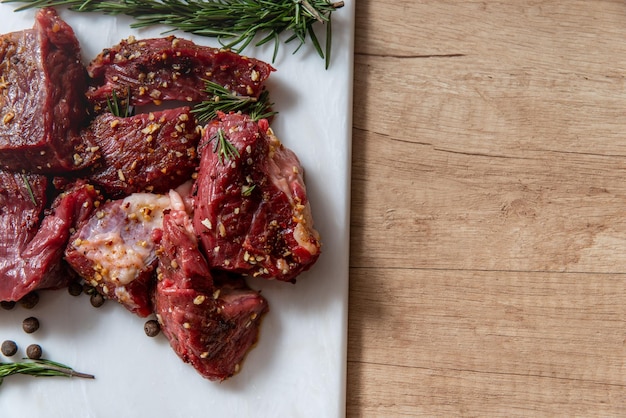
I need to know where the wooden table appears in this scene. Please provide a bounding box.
[347,1,626,415]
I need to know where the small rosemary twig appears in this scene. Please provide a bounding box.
[193,80,276,124]
[106,87,134,117]
[208,128,240,165]
[0,359,95,386]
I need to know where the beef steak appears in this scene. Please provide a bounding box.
[0,173,101,301]
[155,192,268,381]
[65,192,173,316]
[83,106,200,197]
[193,112,321,282]
[0,8,98,173]
[86,35,274,109]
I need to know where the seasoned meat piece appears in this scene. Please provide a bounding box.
[0,8,98,173]
[193,112,321,282]
[65,192,173,317]
[86,35,274,109]
[155,192,268,381]
[0,173,101,301]
[83,107,200,197]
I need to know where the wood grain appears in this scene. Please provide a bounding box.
[349,1,626,416]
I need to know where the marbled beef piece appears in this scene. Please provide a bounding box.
[86,35,274,110]
[155,192,268,381]
[0,173,101,301]
[193,112,321,282]
[65,192,174,317]
[83,107,200,197]
[0,8,99,173]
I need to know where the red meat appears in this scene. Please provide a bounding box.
[155,192,268,381]
[193,112,321,282]
[83,107,200,197]
[0,173,101,301]
[86,35,274,110]
[0,8,98,173]
[65,192,173,316]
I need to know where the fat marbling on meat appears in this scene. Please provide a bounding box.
[0,8,99,173]
[65,192,173,317]
[193,112,321,282]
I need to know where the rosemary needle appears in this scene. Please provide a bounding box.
[20,173,37,206]
[2,0,345,68]
[0,359,95,386]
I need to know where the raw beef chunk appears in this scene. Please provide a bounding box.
[0,8,98,173]
[65,192,173,317]
[86,35,274,109]
[0,170,47,301]
[0,173,101,301]
[83,107,200,197]
[155,192,268,381]
[193,112,321,282]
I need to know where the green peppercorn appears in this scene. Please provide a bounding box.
[144,320,160,337]
[22,317,40,334]
[1,340,18,356]
[26,344,42,360]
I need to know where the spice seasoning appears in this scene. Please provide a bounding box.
[144,320,160,337]
[26,344,42,360]
[67,282,83,296]
[1,340,18,357]
[19,292,39,309]
[0,301,16,310]
[90,293,105,308]
[22,317,40,334]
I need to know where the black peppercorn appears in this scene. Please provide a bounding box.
[144,320,160,337]
[19,292,39,309]
[90,292,105,308]
[1,340,18,356]
[0,301,16,311]
[68,281,83,296]
[83,283,96,296]
[26,344,42,360]
[22,317,40,334]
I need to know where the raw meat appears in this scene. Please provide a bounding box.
[65,192,172,317]
[193,112,321,282]
[155,191,268,381]
[86,35,274,109]
[0,173,101,301]
[83,107,200,197]
[0,7,99,173]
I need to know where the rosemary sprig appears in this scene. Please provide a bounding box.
[209,128,240,165]
[0,359,95,386]
[106,88,134,117]
[3,0,345,68]
[193,80,276,124]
